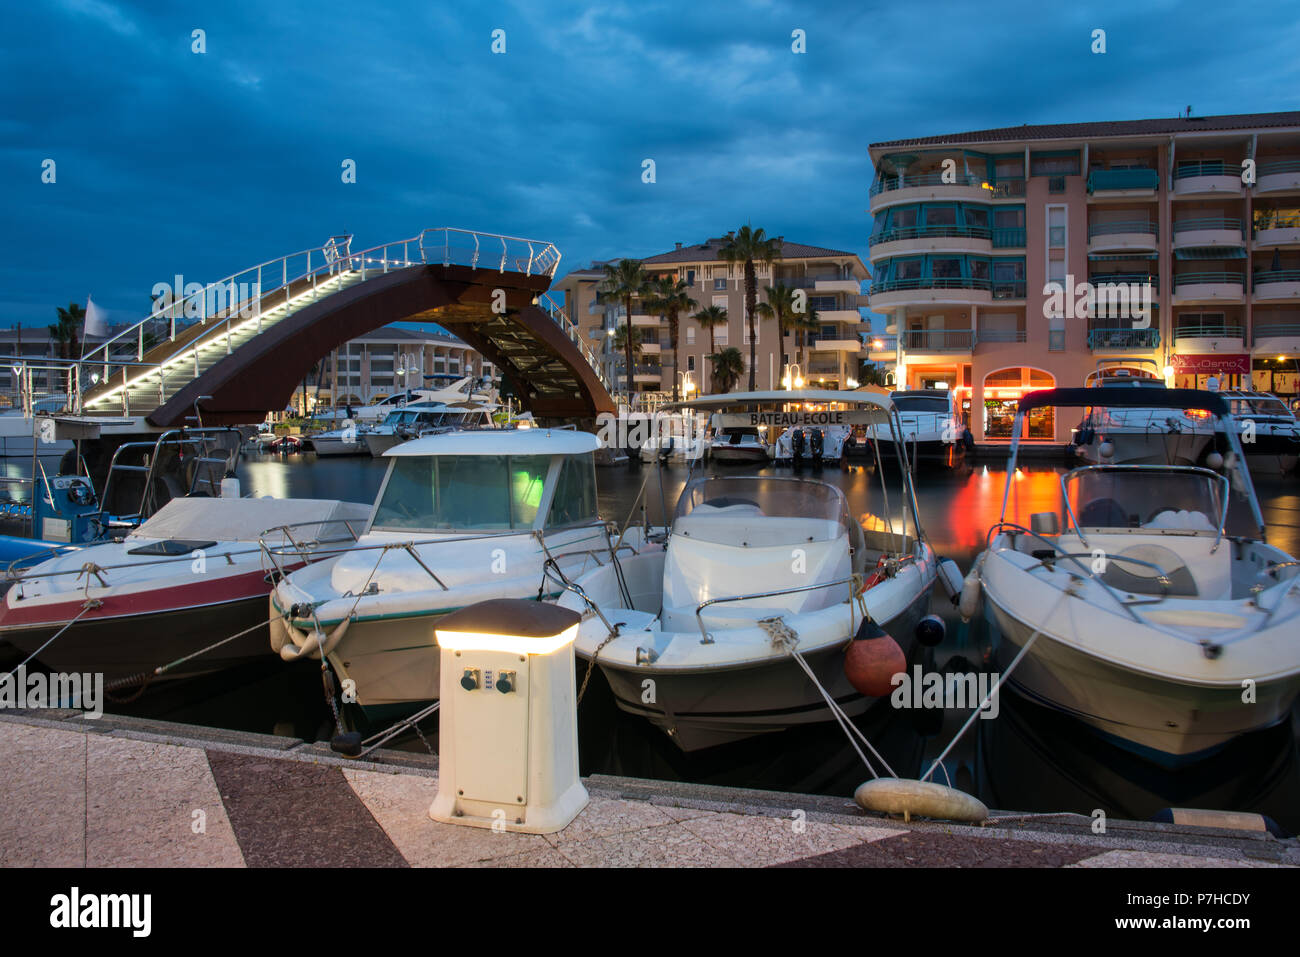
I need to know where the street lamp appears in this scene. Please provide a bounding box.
[781,362,804,390]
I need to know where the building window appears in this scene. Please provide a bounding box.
[687,355,696,372]
[686,269,696,287]
[686,327,695,345]
[713,278,728,291]
[983,367,1056,439]
[1031,152,1080,176]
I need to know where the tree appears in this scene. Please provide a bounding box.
[720,225,782,390]
[612,323,643,377]
[709,347,745,394]
[643,275,696,400]
[691,305,728,394]
[598,259,649,393]
[49,303,84,359]
[755,282,801,375]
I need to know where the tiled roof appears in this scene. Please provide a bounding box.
[640,237,856,264]
[870,111,1300,151]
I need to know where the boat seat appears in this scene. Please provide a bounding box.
[1143,509,1215,532]
[1100,543,1199,597]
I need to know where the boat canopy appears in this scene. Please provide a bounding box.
[1020,387,1229,416]
[666,389,895,414]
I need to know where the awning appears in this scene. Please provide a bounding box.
[1174,247,1247,260]
[1088,252,1158,261]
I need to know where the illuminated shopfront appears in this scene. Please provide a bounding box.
[982,367,1055,440]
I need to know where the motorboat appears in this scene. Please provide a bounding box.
[349,378,495,425]
[869,390,970,469]
[556,391,943,751]
[1217,389,1300,475]
[362,403,497,457]
[773,420,850,467]
[1072,361,1213,467]
[638,411,708,466]
[269,429,658,722]
[0,495,368,684]
[970,386,1300,766]
[708,425,769,465]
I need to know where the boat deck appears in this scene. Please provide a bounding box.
[2,710,1292,868]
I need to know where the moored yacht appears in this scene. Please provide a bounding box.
[1218,389,1300,475]
[362,403,497,457]
[870,390,970,469]
[269,429,657,721]
[557,391,943,751]
[1072,361,1214,466]
[970,386,1300,766]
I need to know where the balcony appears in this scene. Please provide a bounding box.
[640,342,661,355]
[1173,321,1245,354]
[869,225,991,259]
[1171,271,1246,304]
[975,328,1027,344]
[1256,159,1300,194]
[1254,212,1300,247]
[814,278,861,294]
[869,276,992,308]
[869,172,991,210]
[1253,321,1300,349]
[1087,327,1161,351]
[1089,273,1158,319]
[1172,216,1245,249]
[1087,219,1159,253]
[1253,270,1300,300]
[992,279,1027,300]
[629,313,659,327]
[811,338,864,353]
[1086,168,1159,199]
[1173,161,1244,198]
[900,329,974,352]
[632,363,663,383]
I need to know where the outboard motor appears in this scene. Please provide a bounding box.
[809,427,825,467]
[790,428,805,467]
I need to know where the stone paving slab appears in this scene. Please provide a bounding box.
[0,715,1296,869]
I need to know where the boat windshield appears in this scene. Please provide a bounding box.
[893,396,949,414]
[673,476,852,544]
[1229,397,1292,418]
[1062,467,1226,534]
[372,454,552,532]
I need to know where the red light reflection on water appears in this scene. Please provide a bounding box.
[935,466,1063,556]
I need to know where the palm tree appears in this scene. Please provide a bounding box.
[720,225,782,390]
[612,324,643,383]
[709,347,745,395]
[643,275,697,400]
[598,259,649,393]
[755,282,800,375]
[691,304,728,393]
[49,303,84,359]
[796,302,821,370]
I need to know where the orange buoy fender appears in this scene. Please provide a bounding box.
[843,617,906,698]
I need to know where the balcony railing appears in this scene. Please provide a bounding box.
[986,179,1026,198]
[991,227,1026,247]
[1254,322,1300,342]
[1259,159,1300,176]
[1090,272,1158,287]
[1254,212,1300,232]
[870,226,991,245]
[871,276,991,294]
[1173,323,1245,341]
[1087,328,1161,349]
[1173,217,1244,233]
[1087,168,1159,192]
[1254,270,1300,289]
[777,275,850,289]
[976,328,1027,343]
[992,279,1027,299]
[1172,271,1245,290]
[1088,219,1158,238]
[870,172,982,196]
[1175,160,1238,178]
[901,329,974,351]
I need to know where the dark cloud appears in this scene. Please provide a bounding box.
[1,0,1296,331]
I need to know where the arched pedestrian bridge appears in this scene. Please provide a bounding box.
[76,228,615,425]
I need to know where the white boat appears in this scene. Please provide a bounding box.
[362,403,497,458]
[557,391,941,751]
[1072,361,1214,467]
[1217,389,1300,475]
[638,412,708,465]
[972,385,1300,766]
[773,421,851,466]
[708,425,770,465]
[268,429,657,721]
[870,390,970,469]
[348,378,494,425]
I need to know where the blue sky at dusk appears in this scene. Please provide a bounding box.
[2,0,1297,330]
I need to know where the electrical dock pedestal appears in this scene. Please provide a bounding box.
[429,599,588,834]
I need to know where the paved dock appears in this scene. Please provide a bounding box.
[1,710,1294,868]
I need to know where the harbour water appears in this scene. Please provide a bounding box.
[101,449,1300,832]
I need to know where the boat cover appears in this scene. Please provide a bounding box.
[128,497,371,546]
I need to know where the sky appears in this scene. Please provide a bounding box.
[2,0,1298,333]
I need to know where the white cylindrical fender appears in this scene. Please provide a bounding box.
[855,777,988,823]
[937,558,964,602]
[278,614,352,662]
[958,558,983,623]
[268,607,295,654]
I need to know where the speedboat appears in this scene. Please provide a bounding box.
[1072,362,1214,467]
[1218,389,1300,475]
[0,496,368,683]
[269,429,658,722]
[869,390,970,469]
[349,378,495,426]
[969,386,1300,766]
[556,391,942,751]
[708,425,769,465]
[773,421,850,467]
[638,412,708,465]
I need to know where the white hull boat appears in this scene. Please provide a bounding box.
[972,385,1300,766]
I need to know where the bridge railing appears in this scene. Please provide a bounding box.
[538,293,612,391]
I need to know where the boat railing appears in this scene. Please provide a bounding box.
[1058,464,1231,552]
[694,575,859,645]
[96,427,240,526]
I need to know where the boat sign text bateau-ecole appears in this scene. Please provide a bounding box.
[715,410,878,429]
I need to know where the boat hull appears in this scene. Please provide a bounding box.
[708,446,768,466]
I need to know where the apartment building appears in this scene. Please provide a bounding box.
[554,237,870,394]
[866,110,1300,444]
